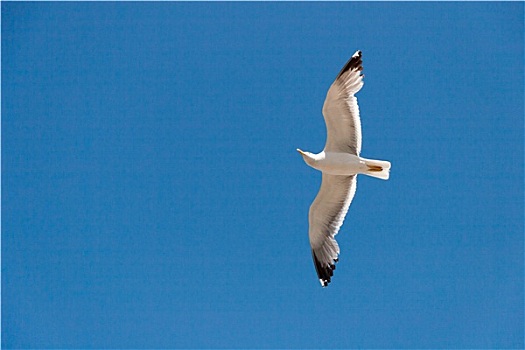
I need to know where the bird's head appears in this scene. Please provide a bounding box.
[297,148,316,165]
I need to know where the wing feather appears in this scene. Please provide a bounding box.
[309,174,357,286]
[322,50,364,155]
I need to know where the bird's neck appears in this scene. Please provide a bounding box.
[306,152,324,165]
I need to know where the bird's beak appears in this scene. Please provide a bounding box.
[297,149,306,156]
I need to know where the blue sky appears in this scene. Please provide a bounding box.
[2,2,523,349]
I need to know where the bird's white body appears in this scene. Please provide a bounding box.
[298,150,390,179]
[301,151,363,175]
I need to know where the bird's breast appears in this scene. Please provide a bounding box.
[312,152,365,176]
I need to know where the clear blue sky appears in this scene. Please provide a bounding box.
[2,2,523,349]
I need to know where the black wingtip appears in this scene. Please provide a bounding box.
[312,250,338,287]
[336,50,363,79]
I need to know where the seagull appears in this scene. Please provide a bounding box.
[297,50,391,287]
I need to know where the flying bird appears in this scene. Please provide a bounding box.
[297,50,391,287]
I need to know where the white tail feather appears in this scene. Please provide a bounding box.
[362,158,391,180]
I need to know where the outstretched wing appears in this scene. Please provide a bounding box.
[322,50,364,156]
[309,174,357,287]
